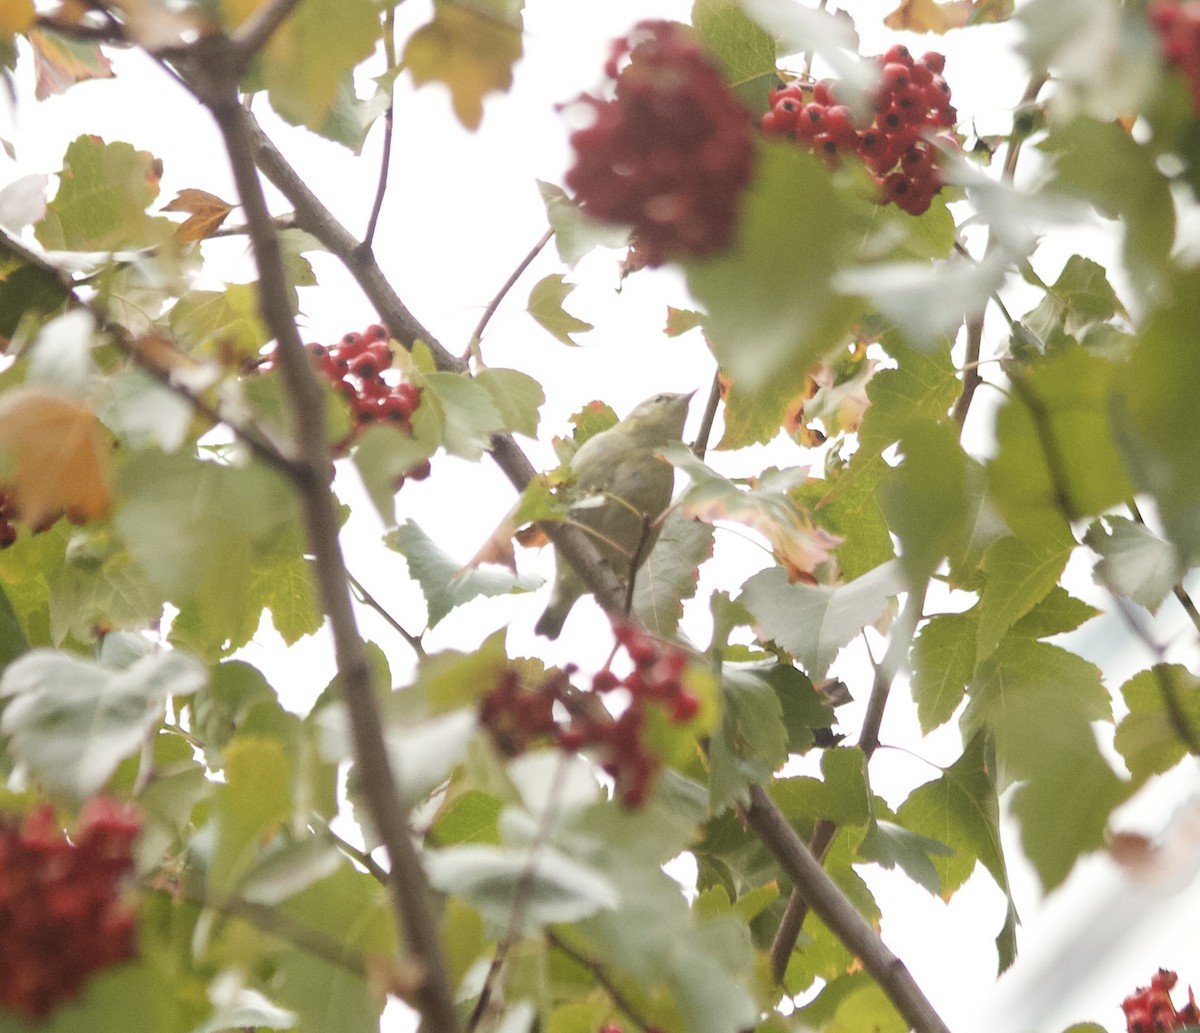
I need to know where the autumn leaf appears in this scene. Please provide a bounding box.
[883,0,1011,33]
[0,0,34,35]
[0,387,112,527]
[404,1,523,131]
[28,28,115,100]
[162,188,236,243]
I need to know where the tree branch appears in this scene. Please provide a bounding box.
[743,784,953,1033]
[364,5,398,251]
[179,39,461,1033]
[463,227,553,364]
[227,0,304,70]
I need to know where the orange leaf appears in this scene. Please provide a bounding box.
[0,388,112,527]
[463,511,520,573]
[0,0,34,35]
[162,188,235,243]
[883,0,968,33]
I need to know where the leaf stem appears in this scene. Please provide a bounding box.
[463,227,554,365]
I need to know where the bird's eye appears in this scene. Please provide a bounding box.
[654,393,668,403]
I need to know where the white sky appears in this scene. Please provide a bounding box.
[6,2,1200,1032]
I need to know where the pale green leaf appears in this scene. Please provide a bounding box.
[475,367,544,438]
[527,273,593,346]
[1085,516,1180,614]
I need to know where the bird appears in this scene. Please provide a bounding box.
[534,390,694,639]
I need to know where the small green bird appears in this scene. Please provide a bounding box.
[534,391,694,639]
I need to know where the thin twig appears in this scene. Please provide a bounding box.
[327,824,390,884]
[364,6,398,250]
[463,228,554,364]
[546,930,658,1033]
[347,570,426,659]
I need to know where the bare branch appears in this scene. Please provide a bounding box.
[364,6,399,250]
[463,227,553,364]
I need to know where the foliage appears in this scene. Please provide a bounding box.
[0,2,1196,1033]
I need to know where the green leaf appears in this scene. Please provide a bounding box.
[168,283,271,360]
[528,273,593,346]
[1039,118,1174,306]
[691,0,778,111]
[1021,254,1125,348]
[880,419,969,585]
[209,735,293,891]
[895,734,1018,969]
[256,0,380,132]
[988,346,1134,537]
[772,748,869,827]
[1084,516,1180,613]
[859,818,953,895]
[0,647,205,800]
[739,559,905,679]
[633,511,714,638]
[1113,266,1200,564]
[426,843,618,929]
[538,181,630,268]
[351,421,441,526]
[1114,665,1200,783]
[964,638,1111,785]
[975,523,1075,666]
[799,971,907,1033]
[765,662,834,754]
[240,833,343,906]
[1007,585,1099,640]
[911,610,976,733]
[476,367,544,438]
[708,664,789,810]
[430,788,504,846]
[422,371,505,459]
[685,143,862,404]
[35,135,172,251]
[385,519,541,628]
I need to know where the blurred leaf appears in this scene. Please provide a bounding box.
[386,519,541,627]
[426,843,618,929]
[686,144,863,404]
[1114,665,1200,783]
[538,181,630,268]
[352,421,440,526]
[161,188,235,243]
[168,283,271,359]
[431,789,504,846]
[528,273,593,346]
[1113,266,1200,564]
[0,387,112,528]
[1021,254,1124,350]
[0,647,205,800]
[989,346,1134,537]
[1085,516,1180,614]
[28,28,114,100]
[240,834,343,906]
[0,0,33,34]
[404,0,522,131]
[36,135,171,251]
[740,559,905,679]
[0,173,47,233]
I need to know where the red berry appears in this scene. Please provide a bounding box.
[920,51,946,74]
[812,79,835,106]
[881,62,912,91]
[884,44,913,66]
[391,382,421,414]
[363,323,389,342]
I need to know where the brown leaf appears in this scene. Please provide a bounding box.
[162,188,235,243]
[883,0,1010,33]
[0,387,112,527]
[463,510,520,573]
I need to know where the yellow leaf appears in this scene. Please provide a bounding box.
[883,0,970,33]
[0,387,112,528]
[404,2,522,131]
[162,187,235,243]
[0,0,34,35]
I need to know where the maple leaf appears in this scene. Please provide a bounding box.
[162,188,236,243]
[0,387,113,528]
[404,1,522,131]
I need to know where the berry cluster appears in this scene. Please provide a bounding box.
[0,490,18,549]
[761,45,958,216]
[1150,2,1200,111]
[479,622,700,808]
[0,798,140,1021]
[297,324,430,484]
[565,20,757,267]
[1122,970,1199,1033]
